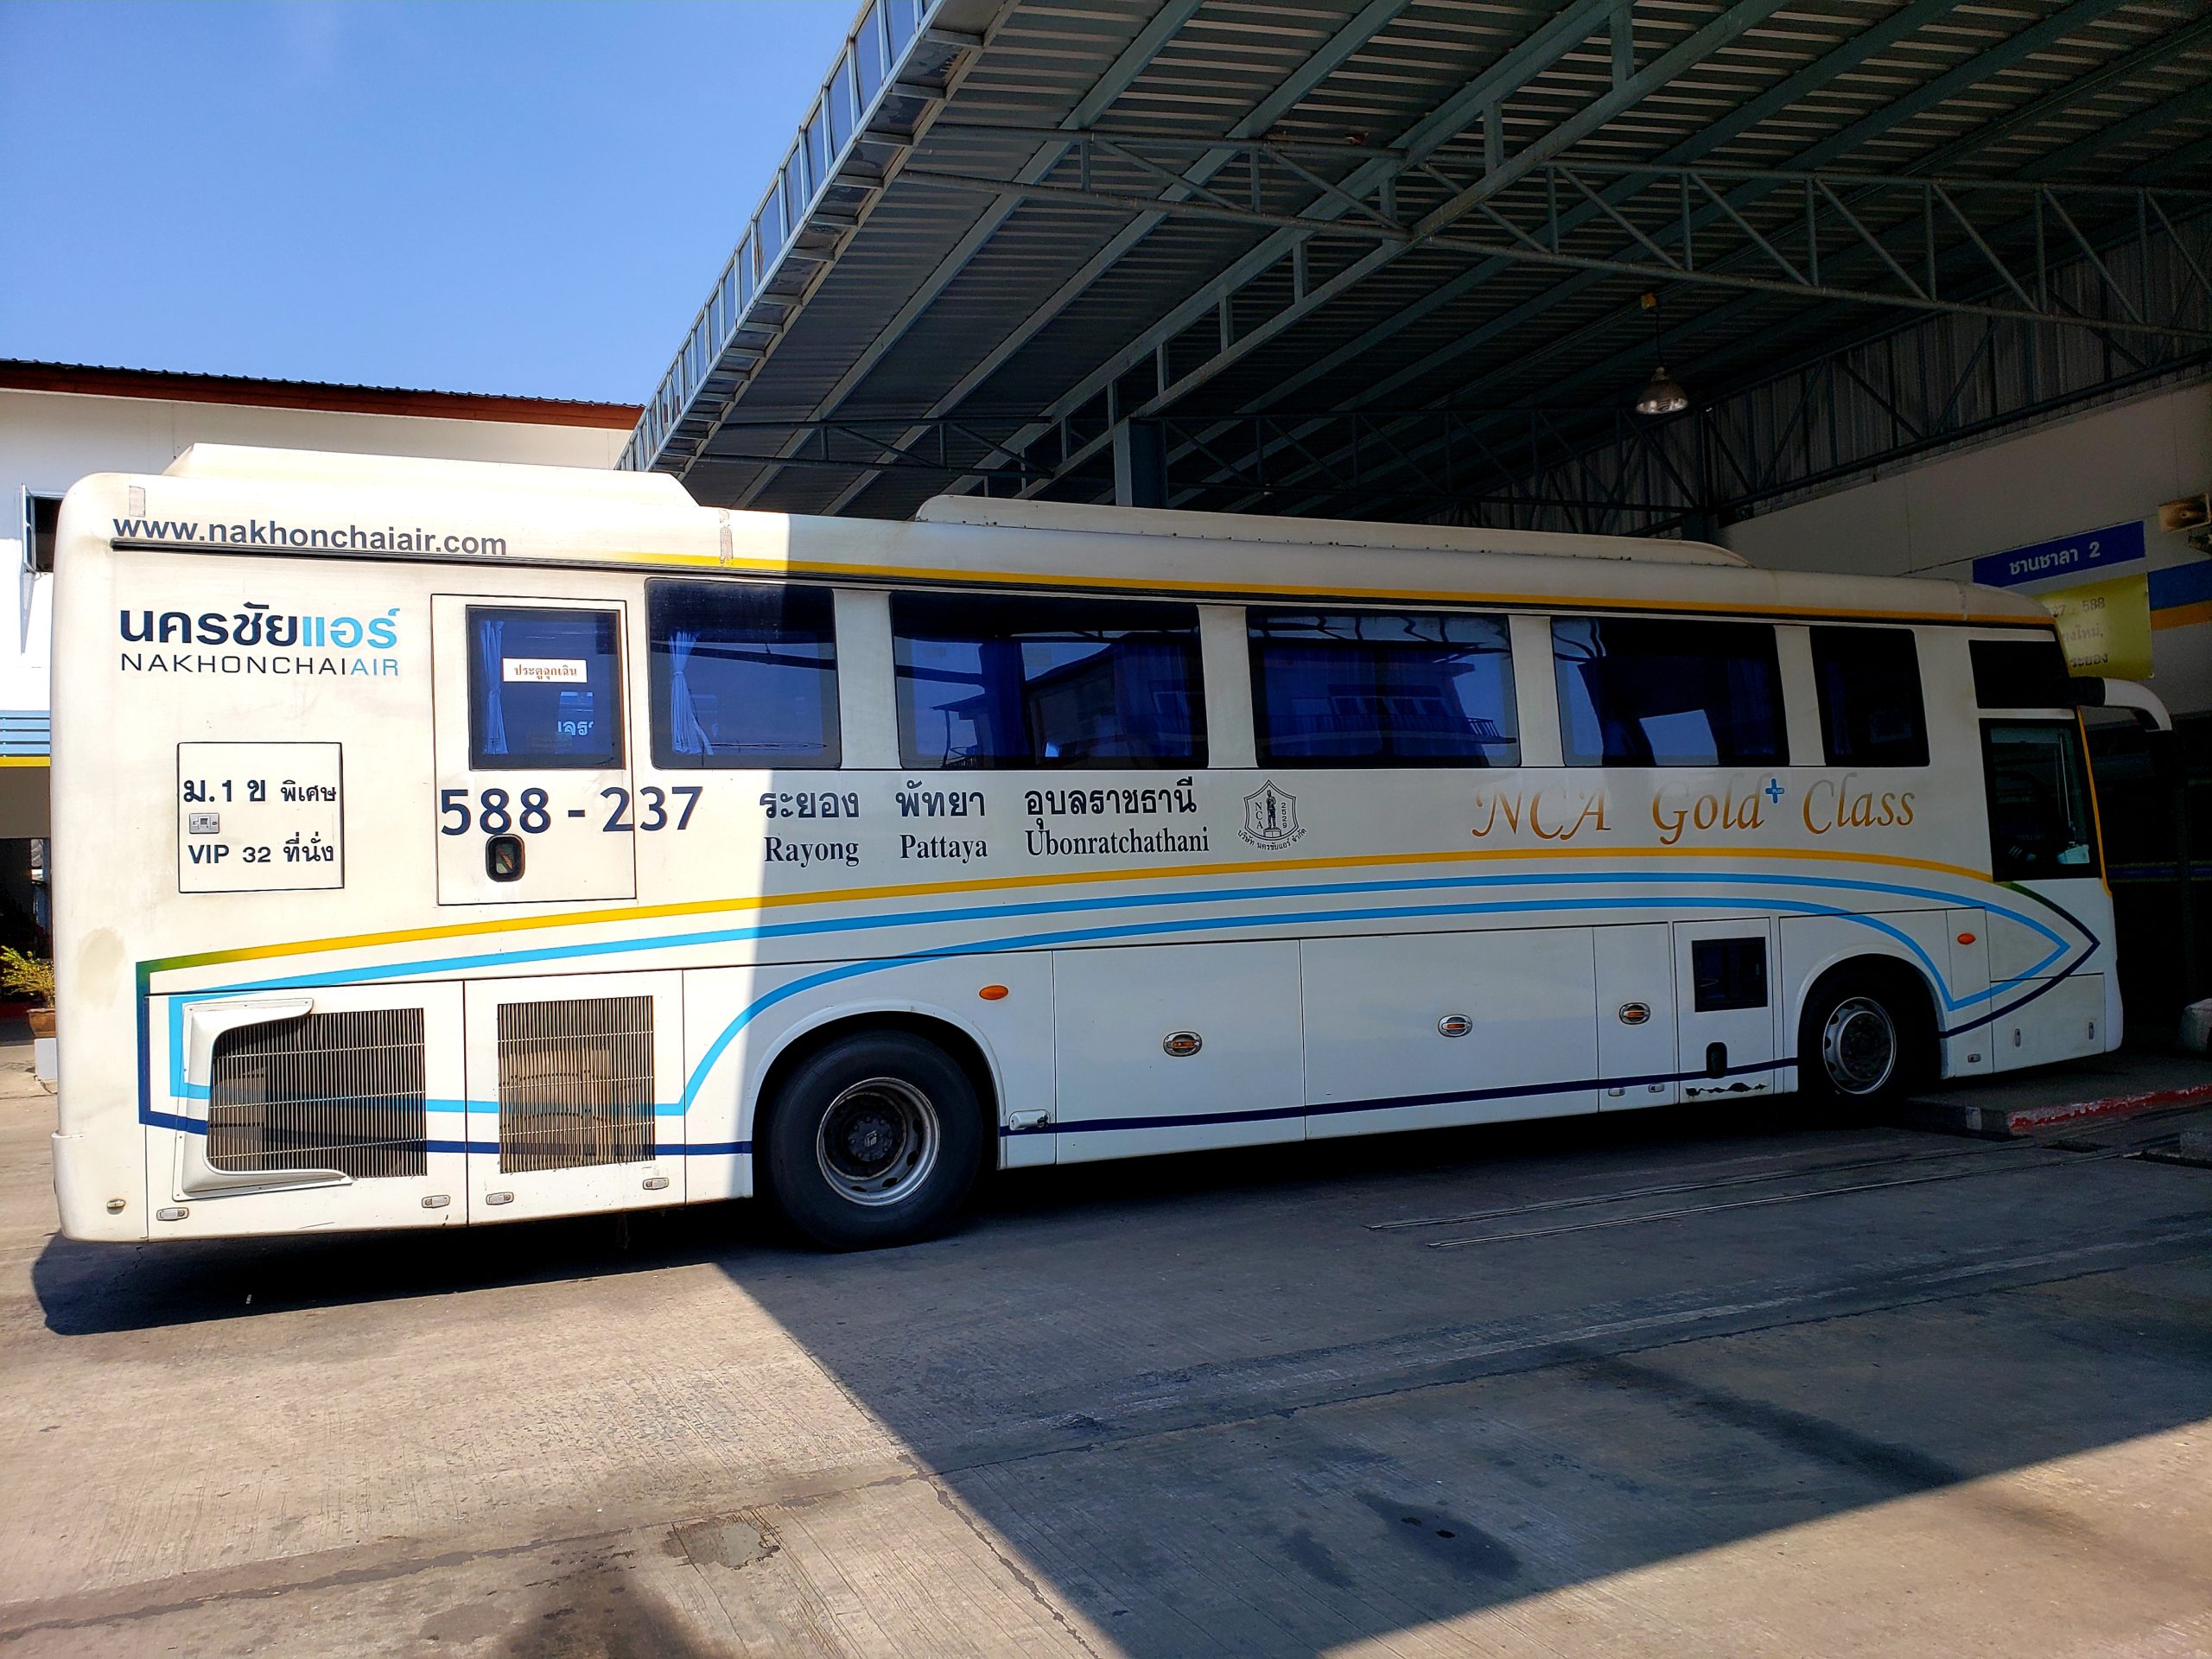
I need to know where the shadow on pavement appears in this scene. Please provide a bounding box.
[31,1094,2212,1654]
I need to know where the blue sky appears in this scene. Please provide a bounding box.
[0,0,861,404]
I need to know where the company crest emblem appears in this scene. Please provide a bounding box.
[1239,781,1304,849]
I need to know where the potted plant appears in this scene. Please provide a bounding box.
[0,947,55,1037]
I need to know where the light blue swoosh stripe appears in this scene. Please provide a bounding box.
[149,866,2083,1123]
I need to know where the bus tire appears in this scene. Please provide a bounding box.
[759,1030,984,1250]
[1796,964,1931,1107]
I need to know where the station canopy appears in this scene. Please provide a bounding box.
[626,0,2212,537]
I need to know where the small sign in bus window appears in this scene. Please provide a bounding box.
[501,658,588,683]
[177,742,344,893]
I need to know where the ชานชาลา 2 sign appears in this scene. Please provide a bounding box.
[1973,520,2145,588]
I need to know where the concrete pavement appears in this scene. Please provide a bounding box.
[3,1052,2210,1656]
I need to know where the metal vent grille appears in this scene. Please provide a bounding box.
[208,1009,429,1179]
[495,995,656,1174]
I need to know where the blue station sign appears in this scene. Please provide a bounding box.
[1972,520,2145,588]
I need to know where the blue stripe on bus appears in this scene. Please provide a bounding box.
[667,893,2084,1116]
[137,866,2094,1137]
[1033,1054,1789,1137]
[174,867,2070,1000]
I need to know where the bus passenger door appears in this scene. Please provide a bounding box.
[431,595,637,906]
[1673,919,1777,1099]
[461,970,685,1220]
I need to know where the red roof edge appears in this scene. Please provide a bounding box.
[0,360,642,430]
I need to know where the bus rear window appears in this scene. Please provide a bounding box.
[467,607,623,770]
[647,581,839,769]
[1983,721,2099,880]
[1554,617,1783,767]
[1249,609,1518,766]
[893,593,1205,769]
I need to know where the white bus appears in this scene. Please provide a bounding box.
[48,445,2152,1249]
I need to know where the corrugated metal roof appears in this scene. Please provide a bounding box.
[627,0,2212,524]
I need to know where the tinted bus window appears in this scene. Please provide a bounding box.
[1983,721,2099,879]
[1972,638,2075,709]
[467,607,622,769]
[1811,626,1928,766]
[1249,609,1518,766]
[647,581,839,769]
[893,593,1205,769]
[1554,617,1783,766]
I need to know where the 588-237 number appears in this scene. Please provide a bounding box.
[439,785,701,836]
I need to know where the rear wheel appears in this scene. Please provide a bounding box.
[760,1031,984,1250]
[1797,966,1930,1106]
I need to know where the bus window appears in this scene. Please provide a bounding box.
[467,607,622,770]
[647,581,839,769]
[1248,609,1518,766]
[1553,617,1783,767]
[1982,721,2099,879]
[892,593,1205,769]
[1811,626,1928,766]
[1972,638,2074,709]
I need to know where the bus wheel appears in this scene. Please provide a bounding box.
[1797,968,1927,1105]
[760,1031,984,1250]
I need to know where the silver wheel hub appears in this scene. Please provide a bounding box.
[1821,996,1897,1095]
[816,1077,941,1207]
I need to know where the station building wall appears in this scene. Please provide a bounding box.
[1,366,639,841]
[1723,378,2212,713]
[0,365,639,953]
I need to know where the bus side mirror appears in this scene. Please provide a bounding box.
[2073,677,2171,732]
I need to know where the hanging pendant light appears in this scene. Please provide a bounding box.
[1636,364,1689,416]
[1632,291,1688,416]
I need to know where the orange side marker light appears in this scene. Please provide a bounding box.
[1957,932,1977,945]
[979,984,1009,1001]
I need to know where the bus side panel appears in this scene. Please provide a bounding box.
[1992,973,2107,1071]
[51,480,152,1241]
[142,982,470,1239]
[1943,910,1994,1080]
[1303,925,1600,1136]
[683,951,1056,1200]
[1777,907,1952,1084]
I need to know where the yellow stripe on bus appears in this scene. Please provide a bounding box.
[143,842,1996,980]
[589,545,2043,630]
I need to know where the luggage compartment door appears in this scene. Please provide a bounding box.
[1052,941,1303,1162]
[1303,926,1599,1136]
[1596,924,1678,1109]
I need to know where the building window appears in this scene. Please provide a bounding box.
[22,493,60,574]
[1249,608,1518,766]
[467,607,623,770]
[1811,626,1928,766]
[1554,616,1784,766]
[646,581,839,769]
[893,592,1205,769]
